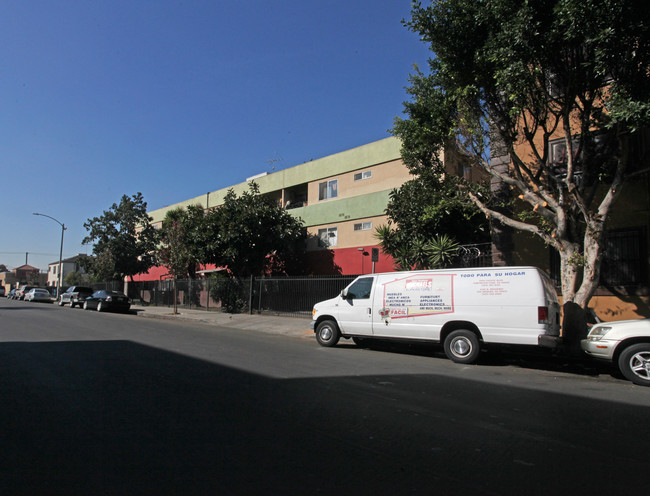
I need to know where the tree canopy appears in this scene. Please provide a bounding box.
[203,183,307,277]
[395,0,650,333]
[157,205,207,280]
[83,193,158,281]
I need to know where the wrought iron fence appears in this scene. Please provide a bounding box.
[112,243,492,318]
[123,275,357,317]
[254,275,357,316]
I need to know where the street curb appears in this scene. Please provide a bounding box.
[131,306,314,339]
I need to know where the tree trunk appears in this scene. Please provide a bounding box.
[559,224,607,351]
[561,302,587,353]
[574,225,606,309]
[559,244,587,351]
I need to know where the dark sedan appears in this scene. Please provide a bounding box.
[82,290,131,313]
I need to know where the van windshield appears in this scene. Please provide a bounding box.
[346,277,373,300]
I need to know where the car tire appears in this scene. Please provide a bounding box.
[444,329,481,364]
[58,300,64,306]
[83,301,89,310]
[315,320,341,347]
[69,302,75,308]
[97,301,104,312]
[618,343,650,387]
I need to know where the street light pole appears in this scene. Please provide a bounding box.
[33,213,66,300]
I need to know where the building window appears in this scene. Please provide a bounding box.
[457,165,472,181]
[318,227,338,247]
[353,170,372,181]
[549,138,581,178]
[548,134,615,184]
[354,222,372,231]
[318,180,338,201]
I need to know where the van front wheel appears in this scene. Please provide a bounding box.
[316,320,340,347]
[444,330,480,364]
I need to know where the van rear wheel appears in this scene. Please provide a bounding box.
[315,320,340,347]
[444,330,480,364]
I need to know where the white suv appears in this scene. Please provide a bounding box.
[581,319,650,386]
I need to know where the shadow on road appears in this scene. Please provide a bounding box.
[0,339,646,495]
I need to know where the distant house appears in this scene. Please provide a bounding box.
[47,255,89,287]
[14,264,41,282]
[0,264,47,293]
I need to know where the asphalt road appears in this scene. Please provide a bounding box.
[1,298,649,495]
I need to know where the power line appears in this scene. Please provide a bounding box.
[0,252,60,256]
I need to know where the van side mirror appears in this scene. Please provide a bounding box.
[340,289,349,299]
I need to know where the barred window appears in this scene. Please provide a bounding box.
[549,228,647,287]
[601,229,646,286]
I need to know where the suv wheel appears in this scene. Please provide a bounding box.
[618,343,650,387]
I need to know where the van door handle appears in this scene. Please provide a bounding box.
[368,308,371,315]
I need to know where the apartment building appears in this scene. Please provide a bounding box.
[490,128,650,321]
[144,137,420,278]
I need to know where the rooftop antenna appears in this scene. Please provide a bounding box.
[266,152,284,172]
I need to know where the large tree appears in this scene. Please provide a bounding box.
[395,0,650,336]
[203,183,307,277]
[157,207,195,314]
[83,193,158,281]
[157,205,208,280]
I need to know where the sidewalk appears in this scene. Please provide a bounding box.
[130,304,314,339]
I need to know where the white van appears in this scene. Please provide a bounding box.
[311,267,561,364]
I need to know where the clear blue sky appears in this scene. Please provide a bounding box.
[1,0,430,272]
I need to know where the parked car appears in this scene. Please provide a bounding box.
[83,290,131,313]
[581,318,650,386]
[25,288,53,303]
[16,285,36,300]
[0,286,5,297]
[59,286,94,308]
[7,289,16,299]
